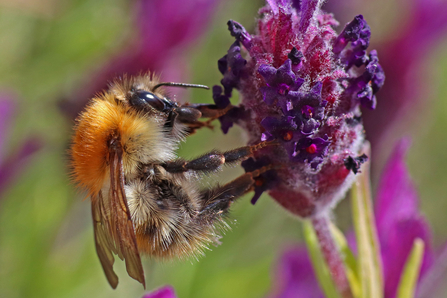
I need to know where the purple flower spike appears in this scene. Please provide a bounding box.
[214,0,384,217]
[227,20,252,50]
[333,15,371,69]
[368,50,385,93]
[218,41,248,96]
[212,85,231,109]
[259,59,304,112]
[293,136,330,168]
[241,157,278,205]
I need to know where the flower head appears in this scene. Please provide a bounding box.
[214,0,384,217]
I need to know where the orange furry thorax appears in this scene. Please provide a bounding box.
[70,94,158,196]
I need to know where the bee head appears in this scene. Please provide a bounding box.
[129,89,176,113]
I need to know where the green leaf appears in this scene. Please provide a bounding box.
[396,238,425,298]
[350,145,384,298]
[303,220,342,298]
[329,223,361,298]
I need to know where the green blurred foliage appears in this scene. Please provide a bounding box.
[0,0,446,297]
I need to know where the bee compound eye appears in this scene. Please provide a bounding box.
[131,90,166,111]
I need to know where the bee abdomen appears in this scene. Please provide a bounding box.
[125,177,221,259]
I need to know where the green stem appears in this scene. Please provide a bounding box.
[397,238,425,298]
[351,144,383,298]
[312,215,353,298]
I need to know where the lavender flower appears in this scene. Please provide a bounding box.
[0,95,41,199]
[214,0,384,217]
[268,139,445,298]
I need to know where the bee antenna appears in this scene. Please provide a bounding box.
[153,82,210,91]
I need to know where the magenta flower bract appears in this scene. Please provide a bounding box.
[268,139,442,298]
[375,139,433,298]
[268,247,324,298]
[214,0,384,217]
[142,286,177,298]
[61,0,220,119]
[0,95,41,199]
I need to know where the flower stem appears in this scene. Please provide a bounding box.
[351,143,383,298]
[312,214,353,298]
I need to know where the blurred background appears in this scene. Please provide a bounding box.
[0,0,446,297]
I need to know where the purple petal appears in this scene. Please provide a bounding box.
[0,97,15,161]
[143,286,177,298]
[333,15,371,55]
[212,85,230,108]
[381,217,432,298]
[375,138,433,298]
[260,86,280,105]
[375,139,418,230]
[259,64,280,86]
[268,247,324,298]
[0,138,41,197]
[227,20,252,49]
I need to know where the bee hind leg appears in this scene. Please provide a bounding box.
[199,164,274,216]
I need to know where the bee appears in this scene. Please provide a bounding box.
[70,73,271,289]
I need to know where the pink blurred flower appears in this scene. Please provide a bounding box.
[361,0,447,160]
[61,0,220,118]
[142,286,177,298]
[0,94,41,199]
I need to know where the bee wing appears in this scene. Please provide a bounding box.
[91,139,146,289]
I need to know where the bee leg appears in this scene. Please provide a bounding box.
[199,165,273,216]
[162,142,271,173]
[176,104,233,134]
[185,104,232,119]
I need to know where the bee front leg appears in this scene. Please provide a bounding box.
[175,104,233,134]
[184,103,232,119]
[162,142,270,173]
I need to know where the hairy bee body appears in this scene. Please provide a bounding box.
[70,74,268,288]
[126,164,225,259]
